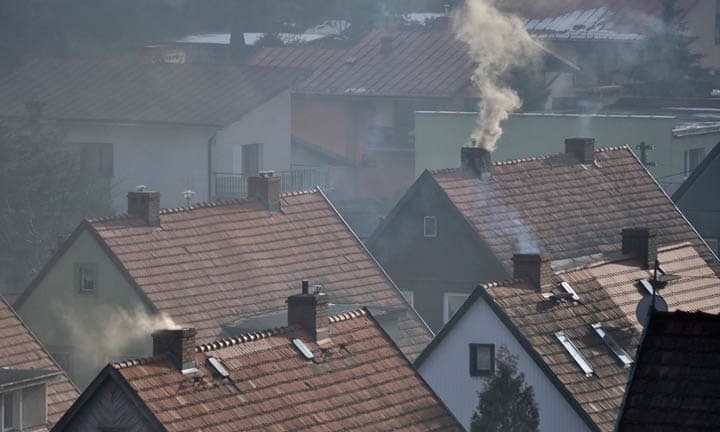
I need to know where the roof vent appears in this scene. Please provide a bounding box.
[591,323,633,368]
[292,338,314,360]
[555,331,594,377]
[207,356,229,378]
[559,281,580,301]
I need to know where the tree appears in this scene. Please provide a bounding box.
[0,104,111,296]
[470,347,539,432]
[626,0,711,97]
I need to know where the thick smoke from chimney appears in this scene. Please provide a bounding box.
[453,0,539,151]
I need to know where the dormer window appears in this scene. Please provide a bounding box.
[0,368,60,431]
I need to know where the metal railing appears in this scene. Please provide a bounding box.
[214,167,331,199]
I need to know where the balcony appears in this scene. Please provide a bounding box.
[214,167,331,199]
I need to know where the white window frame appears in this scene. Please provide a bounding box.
[423,216,437,238]
[443,292,469,324]
[400,290,414,307]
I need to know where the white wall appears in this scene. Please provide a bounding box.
[213,90,292,178]
[65,122,215,210]
[418,297,592,432]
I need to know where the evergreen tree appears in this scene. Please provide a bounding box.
[470,347,539,432]
[627,0,710,97]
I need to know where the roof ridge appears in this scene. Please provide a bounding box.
[113,353,168,370]
[478,278,526,289]
[429,145,630,174]
[196,308,367,353]
[279,188,320,197]
[159,197,252,215]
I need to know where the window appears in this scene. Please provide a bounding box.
[2,391,18,431]
[684,148,706,177]
[76,264,97,293]
[242,143,262,176]
[444,293,469,323]
[2,385,48,430]
[400,290,414,307]
[423,216,437,238]
[77,142,113,177]
[469,344,495,376]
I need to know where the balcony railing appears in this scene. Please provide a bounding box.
[214,167,331,199]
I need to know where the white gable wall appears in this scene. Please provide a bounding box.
[418,297,592,432]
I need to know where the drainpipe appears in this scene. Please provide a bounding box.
[208,132,217,200]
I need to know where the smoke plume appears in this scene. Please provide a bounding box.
[453,0,540,151]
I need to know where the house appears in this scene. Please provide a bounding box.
[0,58,322,210]
[414,234,720,431]
[414,111,720,192]
[0,295,78,430]
[51,288,463,431]
[672,141,720,254]
[367,139,719,331]
[616,310,720,431]
[15,173,431,389]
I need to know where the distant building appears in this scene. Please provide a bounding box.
[0,58,321,210]
[0,295,77,430]
[672,141,720,255]
[414,111,720,192]
[415,237,720,431]
[368,139,718,331]
[616,310,720,431]
[51,289,462,431]
[16,174,430,389]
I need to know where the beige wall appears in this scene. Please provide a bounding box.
[18,230,151,389]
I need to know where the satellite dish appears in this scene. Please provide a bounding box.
[636,294,668,327]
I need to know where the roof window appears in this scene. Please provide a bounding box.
[555,331,593,377]
[592,323,633,368]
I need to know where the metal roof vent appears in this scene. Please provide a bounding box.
[207,357,229,378]
[591,323,633,368]
[555,331,594,377]
[559,281,580,301]
[292,339,314,360]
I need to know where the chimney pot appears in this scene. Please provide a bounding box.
[565,137,595,164]
[152,327,197,372]
[513,253,552,291]
[622,228,658,269]
[248,173,281,212]
[127,190,161,226]
[461,147,492,177]
[287,283,329,344]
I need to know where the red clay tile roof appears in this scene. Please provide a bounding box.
[0,59,305,126]
[0,296,78,429]
[291,28,475,98]
[617,310,720,432]
[74,190,430,359]
[430,146,718,274]
[59,309,462,431]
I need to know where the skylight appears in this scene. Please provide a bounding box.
[639,279,655,296]
[555,331,593,377]
[207,356,229,378]
[292,339,314,360]
[559,281,580,301]
[592,323,633,368]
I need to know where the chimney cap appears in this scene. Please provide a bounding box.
[259,170,275,178]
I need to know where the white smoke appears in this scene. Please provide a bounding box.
[453,0,540,151]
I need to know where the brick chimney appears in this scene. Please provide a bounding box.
[622,228,658,269]
[287,281,330,344]
[513,254,553,291]
[152,327,197,373]
[127,189,161,226]
[565,138,595,164]
[461,146,492,178]
[248,171,281,212]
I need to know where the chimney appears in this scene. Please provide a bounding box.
[622,228,658,269]
[152,327,197,373]
[380,16,398,55]
[127,189,161,226]
[565,138,595,164]
[513,254,553,291]
[287,281,330,344]
[248,171,281,212]
[461,146,492,178]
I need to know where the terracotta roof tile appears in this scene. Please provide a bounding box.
[110,311,462,431]
[617,310,720,431]
[0,296,78,429]
[87,191,430,360]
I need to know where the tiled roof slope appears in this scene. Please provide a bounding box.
[617,310,720,431]
[0,296,78,429]
[88,190,430,359]
[111,310,462,431]
[481,243,720,432]
[293,28,475,98]
[430,146,718,274]
[0,59,305,126]
[246,46,345,70]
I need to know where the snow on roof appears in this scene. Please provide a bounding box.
[175,32,327,45]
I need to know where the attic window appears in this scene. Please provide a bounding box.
[592,323,633,368]
[2,384,47,430]
[424,216,437,238]
[559,281,580,301]
[469,344,495,376]
[555,331,594,377]
[76,264,97,293]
